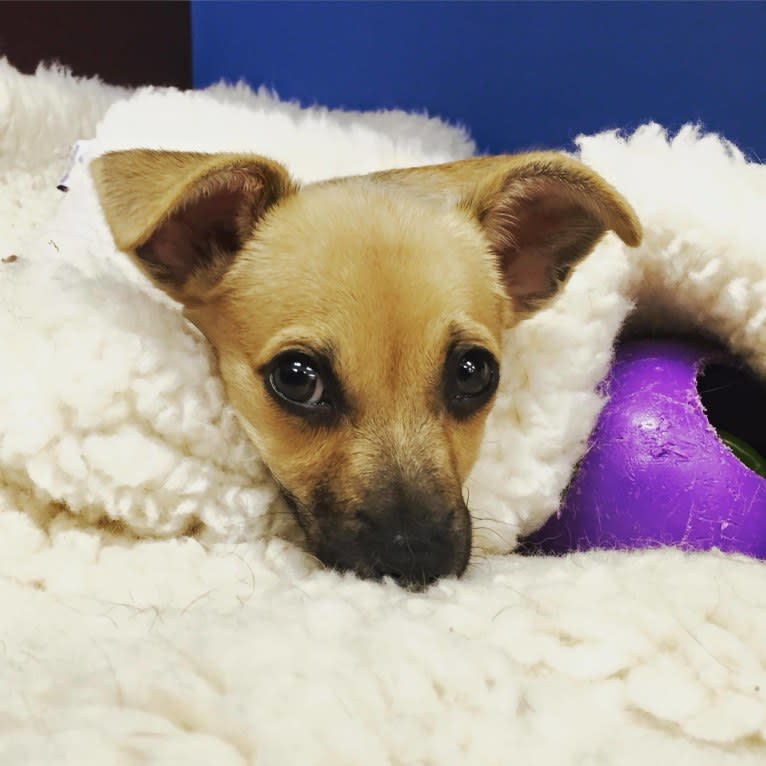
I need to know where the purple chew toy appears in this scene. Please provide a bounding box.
[524,339,766,558]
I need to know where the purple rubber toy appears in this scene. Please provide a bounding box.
[525,339,766,558]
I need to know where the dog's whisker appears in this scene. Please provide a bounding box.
[470,515,521,529]
[471,525,518,540]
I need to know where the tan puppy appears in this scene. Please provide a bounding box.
[92,150,641,588]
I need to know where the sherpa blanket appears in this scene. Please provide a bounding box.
[0,59,764,765]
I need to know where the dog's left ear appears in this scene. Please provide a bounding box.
[377,153,642,316]
[465,153,641,314]
[91,150,295,305]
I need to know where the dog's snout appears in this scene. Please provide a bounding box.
[351,503,467,588]
[305,478,472,588]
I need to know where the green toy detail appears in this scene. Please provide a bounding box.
[717,430,766,479]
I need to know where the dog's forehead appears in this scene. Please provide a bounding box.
[226,180,505,336]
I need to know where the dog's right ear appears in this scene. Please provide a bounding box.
[91,150,296,305]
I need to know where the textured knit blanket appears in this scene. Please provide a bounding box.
[0,59,764,764]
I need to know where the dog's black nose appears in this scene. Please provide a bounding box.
[355,507,464,588]
[309,482,472,588]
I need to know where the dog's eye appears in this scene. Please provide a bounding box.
[445,347,499,417]
[455,351,493,396]
[269,354,325,406]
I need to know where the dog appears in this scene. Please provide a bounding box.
[91,150,641,588]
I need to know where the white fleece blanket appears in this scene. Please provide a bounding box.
[0,60,765,764]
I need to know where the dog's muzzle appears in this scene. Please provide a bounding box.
[306,484,472,589]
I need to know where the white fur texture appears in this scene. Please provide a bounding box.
[1,60,765,763]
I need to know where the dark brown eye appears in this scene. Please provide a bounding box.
[269,354,325,406]
[263,350,344,426]
[455,352,493,396]
[445,347,499,417]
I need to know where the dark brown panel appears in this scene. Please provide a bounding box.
[0,1,191,88]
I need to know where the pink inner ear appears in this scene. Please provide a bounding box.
[140,188,251,285]
[143,218,199,281]
[483,182,602,308]
[499,202,575,298]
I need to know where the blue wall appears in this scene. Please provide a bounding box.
[192,2,766,158]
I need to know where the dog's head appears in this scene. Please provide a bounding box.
[92,150,640,587]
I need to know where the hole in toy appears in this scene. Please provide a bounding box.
[697,361,766,478]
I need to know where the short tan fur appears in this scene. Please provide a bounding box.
[92,149,640,588]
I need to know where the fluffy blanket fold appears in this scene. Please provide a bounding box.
[0,59,764,764]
